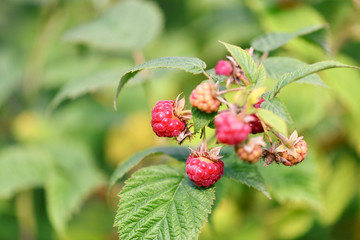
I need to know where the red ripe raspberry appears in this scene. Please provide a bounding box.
[254,97,265,109]
[186,156,224,187]
[215,60,232,76]
[215,112,251,145]
[190,82,220,113]
[151,100,185,137]
[249,114,264,134]
[249,98,265,134]
[235,144,263,163]
[278,139,307,166]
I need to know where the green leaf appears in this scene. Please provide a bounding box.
[0,146,52,198]
[271,60,359,97]
[45,141,104,235]
[261,97,293,123]
[191,107,217,133]
[220,41,258,83]
[62,1,163,51]
[114,57,206,109]
[49,64,131,111]
[0,51,23,107]
[263,57,328,87]
[298,25,331,54]
[222,148,271,199]
[251,24,329,52]
[320,156,357,224]
[252,32,295,53]
[257,109,288,136]
[260,154,321,208]
[114,165,215,240]
[254,64,266,87]
[109,147,191,189]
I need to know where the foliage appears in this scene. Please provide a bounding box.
[1,0,360,239]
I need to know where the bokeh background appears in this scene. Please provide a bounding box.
[1,0,360,239]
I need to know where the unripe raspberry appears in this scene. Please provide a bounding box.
[235,144,263,163]
[190,82,220,113]
[215,60,232,76]
[278,139,307,166]
[186,156,224,188]
[215,112,251,145]
[151,100,185,137]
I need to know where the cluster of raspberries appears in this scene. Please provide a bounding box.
[150,60,307,187]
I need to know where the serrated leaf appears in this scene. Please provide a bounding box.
[259,154,321,208]
[263,57,328,87]
[0,146,52,199]
[251,24,329,52]
[191,107,217,133]
[220,41,258,83]
[221,148,271,199]
[49,64,131,111]
[62,1,163,51]
[45,141,104,235]
[252,32,295,52]
[271,61,359,97]
[261,98,293,123]
[114,57,207,109]
[114,165,215,240]
[109,147,191,189]
[254,64,266,87]
[257,109,288,136]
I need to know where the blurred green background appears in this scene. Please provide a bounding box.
[1,0,360,239]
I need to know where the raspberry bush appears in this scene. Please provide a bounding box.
[111,33,359,239]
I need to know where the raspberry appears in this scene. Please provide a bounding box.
[278,139,307,166]
[151,100,185,137]
[235,144,263,163]
[215,60,232,76]
[186,156,224,187]
[254,97,265,109]
[249,98,265,134]
[190,82,220,113]
[215,112,251,145]
[249,114,264,134]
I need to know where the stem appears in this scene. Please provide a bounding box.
[216,96,233,109]
[270,129,292,148]
[238,74,250,86]
[261,121,272,143]
[217,87,245,95]
[16,191,36,240]
[177,110,192,115]
[202,70,214,83]
[260,51,269,61]
[200,129,208,154]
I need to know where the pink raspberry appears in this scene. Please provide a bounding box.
[235,144,263,163]
[151,100,185,137]
[214,60,232,76]
[214,112,251,145]
[190,82,220,113]
[186,156,224,188]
